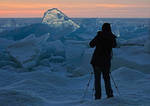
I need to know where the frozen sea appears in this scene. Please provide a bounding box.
[0,18,150,106]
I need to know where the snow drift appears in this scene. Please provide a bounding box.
[0,66,150,106]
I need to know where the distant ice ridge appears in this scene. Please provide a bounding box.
[42,8,80,31]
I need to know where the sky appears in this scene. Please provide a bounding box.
[0,0,150,18]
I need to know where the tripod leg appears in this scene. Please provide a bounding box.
[110,73,121,96]
[82,72,93,100]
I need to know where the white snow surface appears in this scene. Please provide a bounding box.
[0,33,150,105]
[0,66,150,106]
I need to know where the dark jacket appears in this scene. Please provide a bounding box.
[89,31,117,67]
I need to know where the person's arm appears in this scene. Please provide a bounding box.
[112,35,117,48]
[89,31,100,48]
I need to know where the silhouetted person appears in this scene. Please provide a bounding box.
[89,23,117,100]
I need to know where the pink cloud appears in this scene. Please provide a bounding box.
[0,2,149,18]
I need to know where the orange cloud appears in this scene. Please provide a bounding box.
[0,2,149,18]
[0,10,43,18]
[1,2,149,9]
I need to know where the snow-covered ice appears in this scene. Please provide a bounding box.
[0,33,150,106]
[0,17,150,106]
[6,34,50,69]
[0,66,150,106]
[0,38,14,50]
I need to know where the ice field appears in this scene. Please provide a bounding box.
[0,8,150,106]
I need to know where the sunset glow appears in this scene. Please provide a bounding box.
[0,0,150,18]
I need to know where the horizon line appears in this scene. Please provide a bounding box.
[0,17,150,19]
